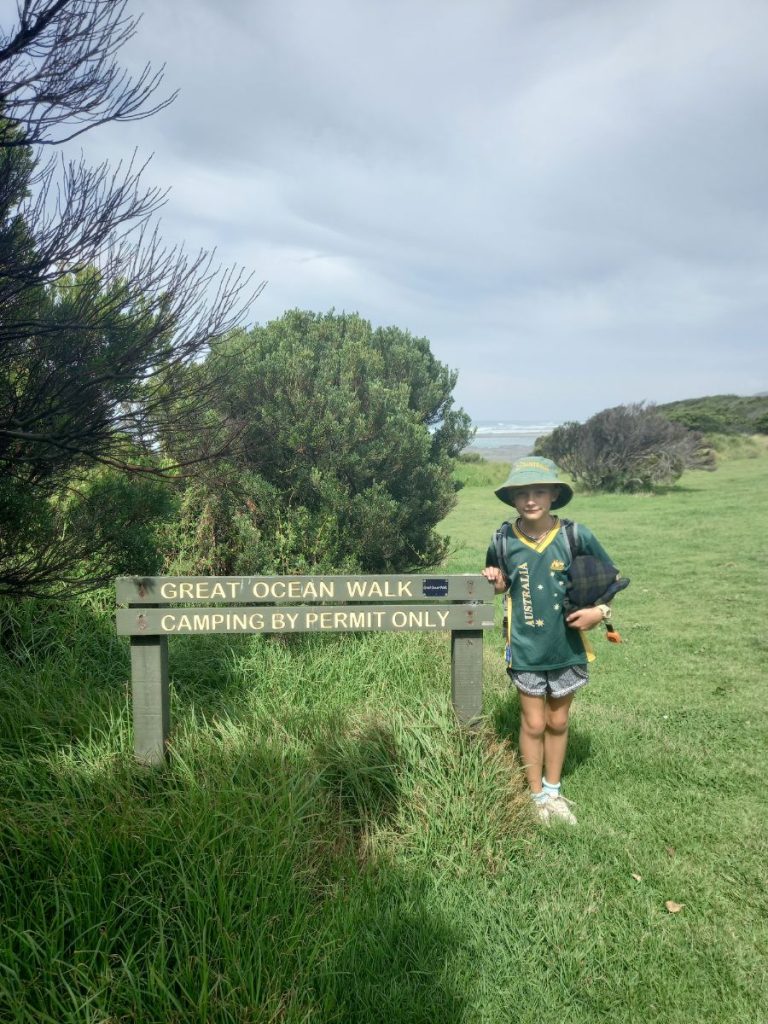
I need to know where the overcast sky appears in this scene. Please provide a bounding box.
[6,0,768,422]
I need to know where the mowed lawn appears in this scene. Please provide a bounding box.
[0,455,766,1022]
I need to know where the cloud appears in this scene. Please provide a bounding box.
[5,0,767,418]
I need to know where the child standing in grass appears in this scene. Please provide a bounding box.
[482,457,618,825]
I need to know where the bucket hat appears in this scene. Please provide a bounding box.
[494,456,574,509]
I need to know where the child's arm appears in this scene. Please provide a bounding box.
[565,606,606,631]
[482,566,508,594]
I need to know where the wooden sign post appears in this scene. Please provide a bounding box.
[116,574,496,765]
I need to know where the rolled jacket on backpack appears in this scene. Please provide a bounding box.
[563,554,630,614]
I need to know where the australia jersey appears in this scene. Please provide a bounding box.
[485,519,615,672]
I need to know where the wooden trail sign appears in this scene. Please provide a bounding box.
[116,573,496,765]
[116,573,489,605]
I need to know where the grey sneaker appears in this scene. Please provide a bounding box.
[532,798,551,824]
[545,794,578,825]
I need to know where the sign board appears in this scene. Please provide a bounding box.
[116,573,490,606]
[117,603,493,636]
[117,574,495,765]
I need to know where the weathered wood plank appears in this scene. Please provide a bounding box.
[116,574,494,606]
[451,630,484,727]
[117,603,496,636]
[130,635,169,766]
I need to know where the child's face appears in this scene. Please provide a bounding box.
[510,485,559,519]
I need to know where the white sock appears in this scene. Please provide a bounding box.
[542,778,561,799]
[531,791,548,805]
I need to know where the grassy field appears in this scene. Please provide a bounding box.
[1,456,767,1022]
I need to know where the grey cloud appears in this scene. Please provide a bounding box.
[4,0,766,418]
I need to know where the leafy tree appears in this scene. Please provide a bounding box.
[164,311,473,575]
[534,402,715,492]
[0,1,259,595]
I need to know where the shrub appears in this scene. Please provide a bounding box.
[164,311,472,574]
[657,394,768,435]
[0,463,176,596]
[534,402,715,491]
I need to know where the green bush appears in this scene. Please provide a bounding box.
[0,464,176,596]
[164,311,472,574]
[63,466,178,578]
[657,393,768,435]
[534,402,715,492]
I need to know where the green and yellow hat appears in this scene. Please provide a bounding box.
[494,456,574,509]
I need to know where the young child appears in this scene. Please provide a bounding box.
[482,456,619,825]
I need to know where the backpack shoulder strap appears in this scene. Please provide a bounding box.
[493,522,514,665]
[493,520,512,568]
[560,517,580,560]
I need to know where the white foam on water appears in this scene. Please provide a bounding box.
[469,420,558,448]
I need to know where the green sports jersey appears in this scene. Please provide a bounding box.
[485,519,615,672]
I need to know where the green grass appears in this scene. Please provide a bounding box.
[707,432,768,460]
[1,455,767,1022]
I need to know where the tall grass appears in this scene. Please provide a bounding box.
[1,454,767,1022]
[0,607,529,1022]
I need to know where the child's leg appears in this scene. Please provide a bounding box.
[517,691,547,792]
[542,692,576,786]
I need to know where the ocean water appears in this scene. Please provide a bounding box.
[473,419,557,448]
[467,420,558,453]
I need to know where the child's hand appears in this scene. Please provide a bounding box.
[566,606,605,631]
[482,566,508,594]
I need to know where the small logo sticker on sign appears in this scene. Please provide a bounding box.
[422,578,449,598]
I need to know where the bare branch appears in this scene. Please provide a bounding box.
[0,0,266,596]
[0,1,177,146]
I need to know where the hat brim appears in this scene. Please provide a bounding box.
[494,482,574,509]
